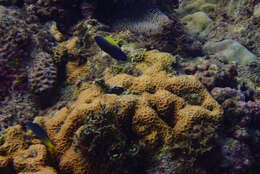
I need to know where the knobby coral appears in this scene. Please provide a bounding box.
[0,6,30,100]
[0,61,223,173]
[28,52,57,96]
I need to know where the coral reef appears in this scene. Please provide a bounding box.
[0,93,38,131]
[24,0,82,29]
[146,153,178,174]
[179,0,260,59]
[1,0,260,173]
[0,125,57,174]
[210,87,260,173]
[219,138,253,174]
[73,110,142,174]
[240,16,260,57]
[0,65,222,173]
[135,49,176,74]
[211,86,260,129]
[181,11,212,35]
[182,56,238,90]
[0,6,30,100]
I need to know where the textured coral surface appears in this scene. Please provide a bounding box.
[28,52,57,96]
[0,61,223,173]
[2,0,260,173]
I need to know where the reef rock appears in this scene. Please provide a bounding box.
[0,125,57,173]
[0,71,223,173]
[203,39,257,65]
[179,0,250,18]
[254,3,260,18]
[0,48,223,173]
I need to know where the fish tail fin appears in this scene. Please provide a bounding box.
[44,138,56,154]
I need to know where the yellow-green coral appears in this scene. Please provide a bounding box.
[54,37,80,65]
[0,50,223,174]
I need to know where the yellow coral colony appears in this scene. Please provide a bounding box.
[0,50,223,174]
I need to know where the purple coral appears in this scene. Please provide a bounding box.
[146,153,176,174]
[220,138,253,174]
[184,62,237,90]
[211,86,260,173]
[0,6,30,100]
[211,87,260,127]
[28,52,57,97]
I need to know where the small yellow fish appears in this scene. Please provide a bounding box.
[95,36,127,61]
[26,122,56,154]
[44,138,56,154]
[104,36,120,47]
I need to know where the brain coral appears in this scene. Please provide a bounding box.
[0,125,57,174]
[28,52,57,98]
[0,53,223,173]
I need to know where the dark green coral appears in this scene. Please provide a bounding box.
[73,108,143,173]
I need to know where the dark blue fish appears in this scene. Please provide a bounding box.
[26,122,56,153]
[95,36,127,61]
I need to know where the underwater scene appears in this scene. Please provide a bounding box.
[0,0,260,173]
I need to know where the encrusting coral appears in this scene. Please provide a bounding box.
[0,49,223,173]
[0,125,57,174]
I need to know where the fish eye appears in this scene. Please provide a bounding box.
[129,144,139,155]
[83,129,89,134]
[108,145,123,160]
[80,127,93,137]
[112,153,120,159]
[81,129,89,136]
[0,137,5,146]
[109,149,122,160]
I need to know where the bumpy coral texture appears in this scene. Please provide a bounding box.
[55,71,222,172]
[0,125,57,173]
[183,58,238,90]
[28,52,57,96]
[0,6,30,99]
[105,70,223,152]
[0,64,223,173]
[0,46,223,173]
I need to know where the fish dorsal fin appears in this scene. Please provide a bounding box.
[104,36,120,47]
